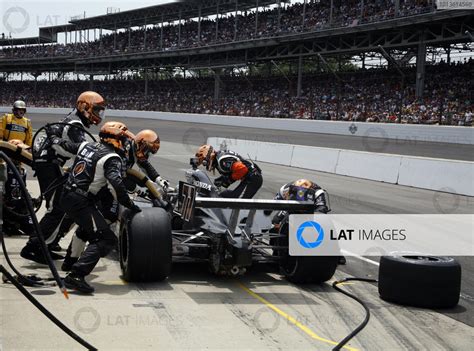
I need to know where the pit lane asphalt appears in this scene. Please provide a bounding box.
[30,113,474,161]
[1,117,472,350]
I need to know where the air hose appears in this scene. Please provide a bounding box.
[0,152,97,350]
[0,151,67,291]
[331,277,378,351]
[0,265,97,350]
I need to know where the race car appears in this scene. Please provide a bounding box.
[120,157,339,284]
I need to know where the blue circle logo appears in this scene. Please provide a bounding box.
[297,221,324,248]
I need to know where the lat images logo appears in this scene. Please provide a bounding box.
[296,221,325,248]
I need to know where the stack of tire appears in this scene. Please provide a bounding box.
[378,253,461,308]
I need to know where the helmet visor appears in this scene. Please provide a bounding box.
[91,104,105,125]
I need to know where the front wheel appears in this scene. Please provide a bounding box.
[120,207,172,282]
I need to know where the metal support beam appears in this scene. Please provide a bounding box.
[113,22,117,50]
[330,0,334,25]
[297,55,303,98]
[255,0,259,36]
[302,0,307,31]
[395,0,400,17]
[144,17,147,50]
[214,69,222,101]
[277,0,281,32]
[378,45,405,123]
[144,68,148,97]
[178,11,182,48]
[234,0,239,41]
[160,15,164,50]
[416,40,426,99]
[317,53,343,120]
[216,2,219,41]
[198,5,202,42]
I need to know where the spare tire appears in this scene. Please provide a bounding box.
[378,254,461,308]
[120,207,172,282]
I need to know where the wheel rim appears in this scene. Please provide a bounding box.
[403,255,442,262]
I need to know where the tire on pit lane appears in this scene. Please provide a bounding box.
[276,223,338,284]
[378,254,461,309]
[119,207,172,282]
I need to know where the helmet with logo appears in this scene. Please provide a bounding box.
[134,129,160,162]
[195,144,216,171]
[76,91,105,126]
[99,121,135,156]
[12,100,26,118]
[284,179,315,201]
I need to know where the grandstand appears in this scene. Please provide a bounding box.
[0,0,472,125]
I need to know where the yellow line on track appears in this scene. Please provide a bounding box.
[237,282,359,351]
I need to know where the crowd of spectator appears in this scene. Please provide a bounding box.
[1,59,471,126]
[0,0,433,59]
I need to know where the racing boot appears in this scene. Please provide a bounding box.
[64,273,94,294]
[20,242,64,264]
[61,248,79,272]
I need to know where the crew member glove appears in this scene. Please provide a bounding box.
[156,176,169,190]
[214,176,231,188]
[129,203,142,213]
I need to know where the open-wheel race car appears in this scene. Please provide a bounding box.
[120,158,338,284]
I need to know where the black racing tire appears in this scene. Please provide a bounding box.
[378,254,461,309]
[275,223,338,284]
[282,256,339,284]
[120,207,172,282]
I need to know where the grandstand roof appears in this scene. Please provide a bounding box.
[66,0,281,31]
[0,36,54,47]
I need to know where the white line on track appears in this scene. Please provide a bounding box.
[341,249,380,266]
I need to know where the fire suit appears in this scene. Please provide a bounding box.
[212,150,262,199]
[21,112,92,262]
[0,113,32,146]
[62,142,161,270]
[56,139,140,278]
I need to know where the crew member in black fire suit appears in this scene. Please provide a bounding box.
[61,128,163,271]
[20,91,105,264]
[270,179,345,265]
[52,121,141,293]
[195,144,262,199]
[126,129,168,189]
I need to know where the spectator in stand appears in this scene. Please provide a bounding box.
[0,1,433,59]
[0,59,471,126]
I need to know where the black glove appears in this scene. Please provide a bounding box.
[43,124,55,136]
[214,176,231,188]
[129,203,142,213]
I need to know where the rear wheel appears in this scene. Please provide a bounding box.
[275,223,338,284]
[120,207,172,282]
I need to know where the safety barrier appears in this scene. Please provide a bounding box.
[2,106,472,145]
[207,137,474,196]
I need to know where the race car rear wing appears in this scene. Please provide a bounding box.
[194,197,315,212]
